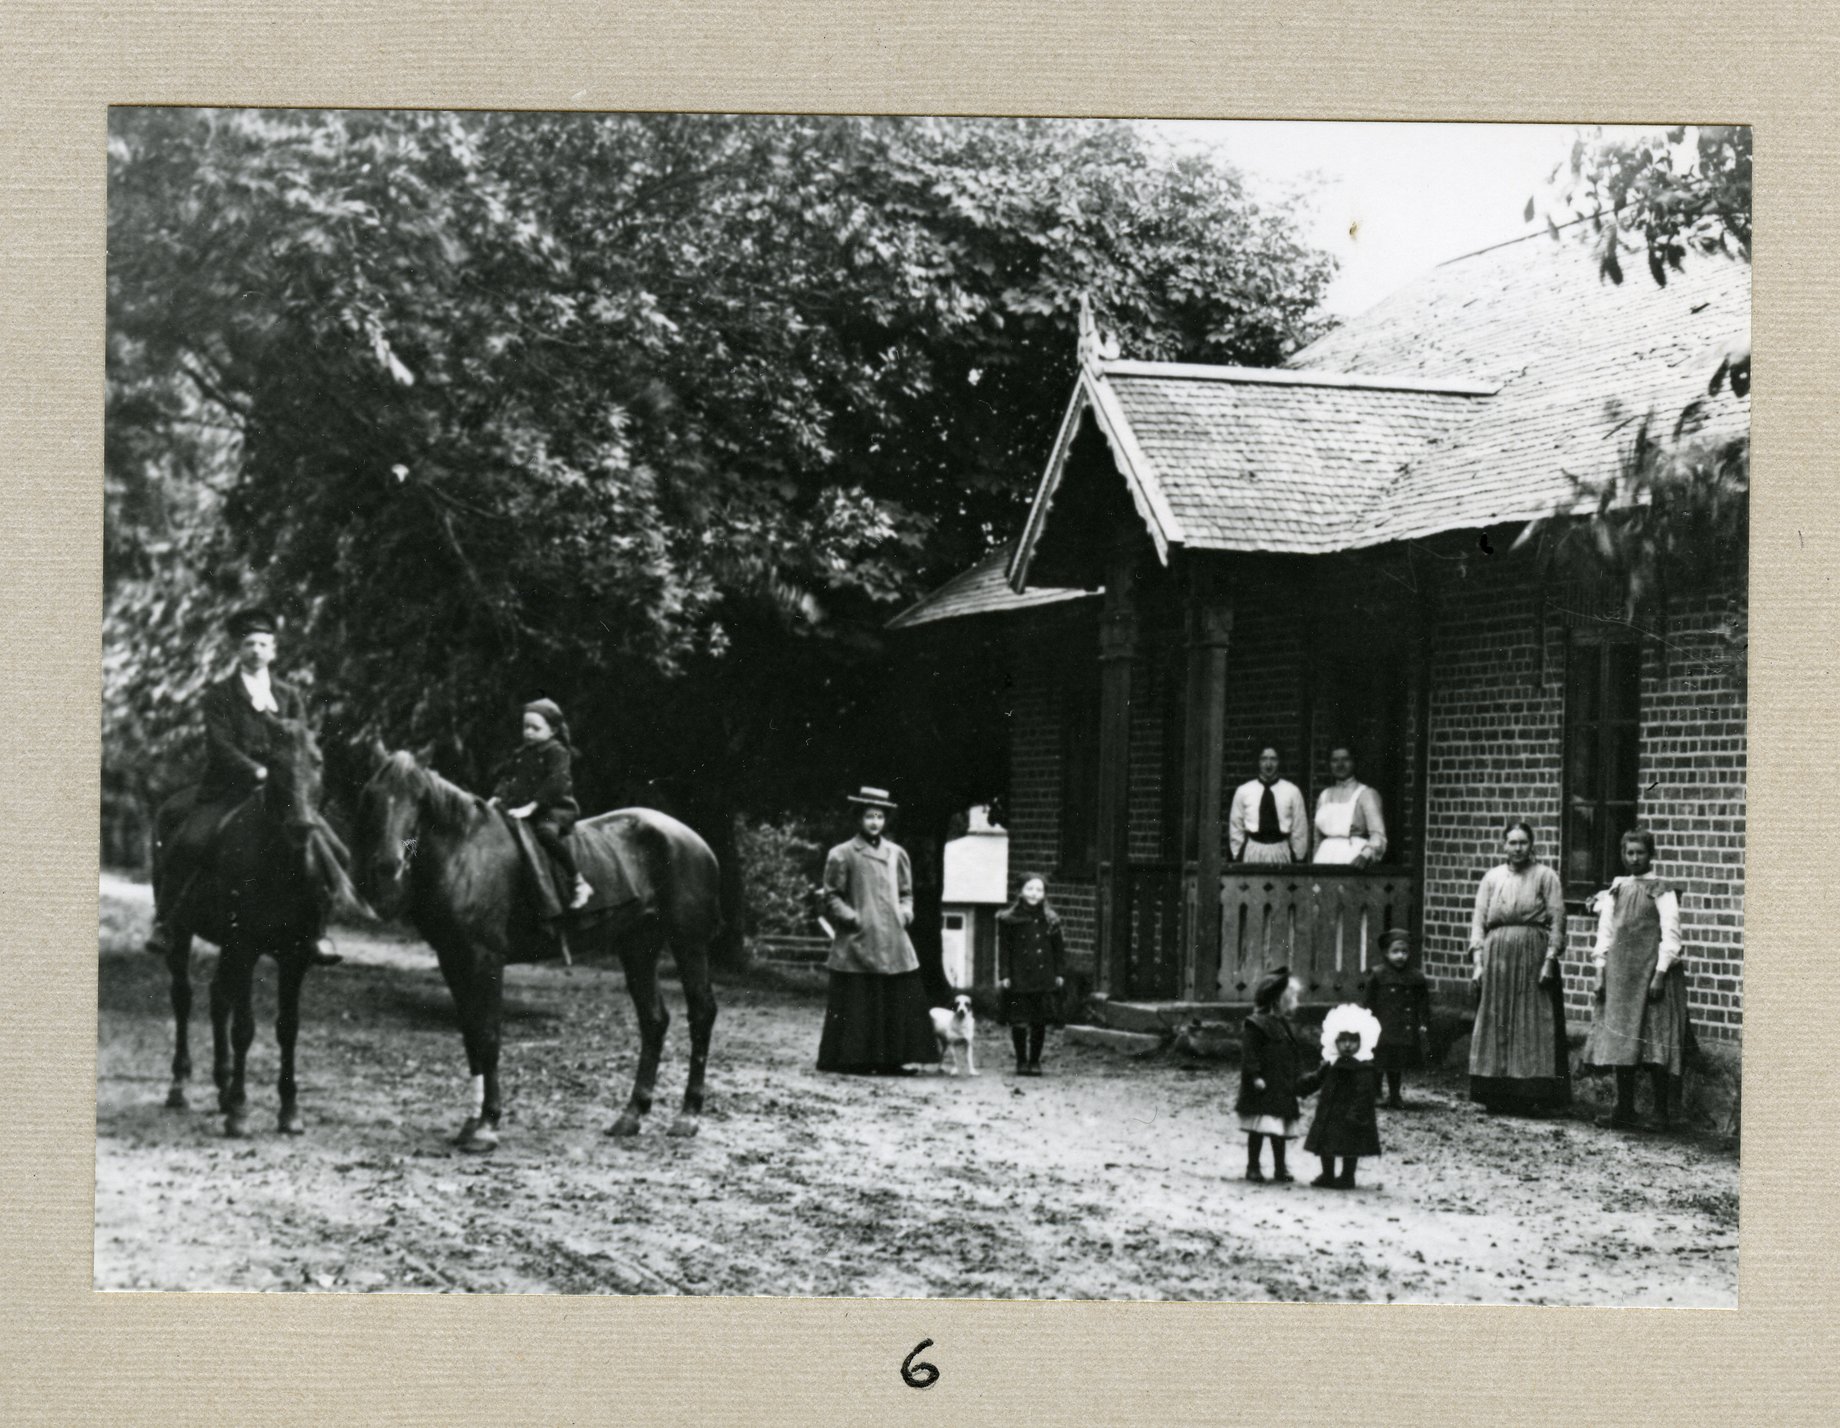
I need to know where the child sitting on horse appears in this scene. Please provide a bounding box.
[491,698,592,911]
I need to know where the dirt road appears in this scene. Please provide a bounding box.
[96,875,1738,1301]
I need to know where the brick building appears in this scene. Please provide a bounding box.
[892,231,1749,1044]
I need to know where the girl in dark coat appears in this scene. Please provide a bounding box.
[996,874,1066,1076]
[491,698,592,910]
[1301,1004,1384,1189]
[1236,968,1310,1183]
[1364,928,1432,1108]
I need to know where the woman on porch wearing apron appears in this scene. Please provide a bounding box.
[1467,821,1571,1114]
[1311,745,1387,867]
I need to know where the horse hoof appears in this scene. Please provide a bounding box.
[666,1116,700,1139]
[165,1086,188,1111]
[462,1123,499,1153]
[604,1113,644,1138]
[278,1108,305,1136]
[223,1109,249,1139]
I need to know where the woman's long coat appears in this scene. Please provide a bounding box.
[822,835,919,976]
[1236,1011,1314,1121]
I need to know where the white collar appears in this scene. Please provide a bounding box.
[239,667,278,713]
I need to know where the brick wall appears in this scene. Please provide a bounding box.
[1219,570,1309,852]
[1421,558,1746,1041]
[997,550,1745,1038]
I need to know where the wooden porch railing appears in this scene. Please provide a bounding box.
[1217,868,1416,1004]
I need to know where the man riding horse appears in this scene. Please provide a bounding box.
[144,606,344,967]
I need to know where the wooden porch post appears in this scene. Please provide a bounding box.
[1179,564,1234,1001]
[1094,546,1138,997]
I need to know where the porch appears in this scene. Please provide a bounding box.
[1113,863,1416,1005]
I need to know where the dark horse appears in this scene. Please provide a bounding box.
[354,746,721,1150]
[149,718,356,1137]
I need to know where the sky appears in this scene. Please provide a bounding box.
[1148,121,1662,316]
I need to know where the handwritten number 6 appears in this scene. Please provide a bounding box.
[901,1338,940,1390]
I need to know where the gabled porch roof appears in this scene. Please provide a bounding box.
[1003,230,1749,593]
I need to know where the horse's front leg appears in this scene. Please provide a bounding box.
[608,939,669,1138]
[444,948,503,1153]
[275,952,310,1135]
[219,949,257,1138]
[164,937,195,1110]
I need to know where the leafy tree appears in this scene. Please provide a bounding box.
[104,110,1336,947]
[1518,125,1751,672]
[1535,124,1750,291]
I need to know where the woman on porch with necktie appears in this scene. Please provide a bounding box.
[1229,745,1309,865]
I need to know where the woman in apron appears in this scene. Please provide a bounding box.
[1582,828,1688,1128]
[1311,745,1387,867]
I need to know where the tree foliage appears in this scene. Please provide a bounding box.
[1534,124,1751,291]
[1520,125,1751,671]
[105,110,1336,876]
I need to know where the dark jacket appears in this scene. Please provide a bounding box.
[1364,962,1432,1064]
[1236,1011,1315,1121]
[199,672,309,797]
[995,901,1065,993]
[1302,1056,1383,1158]
[491,739,580,825]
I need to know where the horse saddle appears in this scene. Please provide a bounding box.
[501,813,648,923]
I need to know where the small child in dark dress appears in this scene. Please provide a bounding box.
[1235,968,1311,1183]
[491,697,592,910]
[1300,1003,1384,1189]
[1364,928,1432,1108]
[996,874,1066,1075]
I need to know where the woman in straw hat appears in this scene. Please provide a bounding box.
[815,787,940,1075]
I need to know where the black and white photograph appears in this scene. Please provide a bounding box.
[97,111,1749,1303]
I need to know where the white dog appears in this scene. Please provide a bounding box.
[930,994,978,1077]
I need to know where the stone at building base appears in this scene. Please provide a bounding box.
[1064,1024,1165,1056]
[1565,1025,1742,1136]
[1171,1020,1239,1060]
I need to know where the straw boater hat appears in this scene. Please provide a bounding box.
[1320,1003,1383,1062]
[846,786,898,811]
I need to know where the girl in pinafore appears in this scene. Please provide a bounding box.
[1300,1003,1384,1189]
[490,698,592,910]
[1364,928,1432,1108]
[996,873,1065,1076]
[1582,828,1688,1129]
[1236,968,1310,1183]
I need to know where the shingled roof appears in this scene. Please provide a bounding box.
[887,542,1095,629]
[1000,227,1749,588]
[894,226,1750,625]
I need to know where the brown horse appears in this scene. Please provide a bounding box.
[148,718,356,1137]
[353,746,722,1150]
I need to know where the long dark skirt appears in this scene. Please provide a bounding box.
[816,970,942,1072]
[1469,925,1571,1112]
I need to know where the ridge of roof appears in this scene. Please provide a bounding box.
[1100,359,1498,398]
[1431,210,1600,269]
